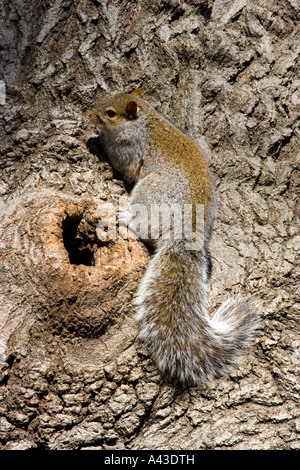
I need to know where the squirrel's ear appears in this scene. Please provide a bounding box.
[125,100,139,119]
[131,88,143,96]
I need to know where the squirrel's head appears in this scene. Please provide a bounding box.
[89,89,143,134]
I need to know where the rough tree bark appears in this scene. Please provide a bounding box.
[0,0,299,450]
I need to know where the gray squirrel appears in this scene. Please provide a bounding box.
[89,89,260,385]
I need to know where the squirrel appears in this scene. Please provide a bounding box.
[89,89,260,386]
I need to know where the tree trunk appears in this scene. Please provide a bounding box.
[0,0,299,450]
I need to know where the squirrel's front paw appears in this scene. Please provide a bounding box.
[117,209,132,228]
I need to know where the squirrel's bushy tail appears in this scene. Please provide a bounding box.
[135,240,260,385]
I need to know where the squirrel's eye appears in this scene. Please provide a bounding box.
[105,108,117,119]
